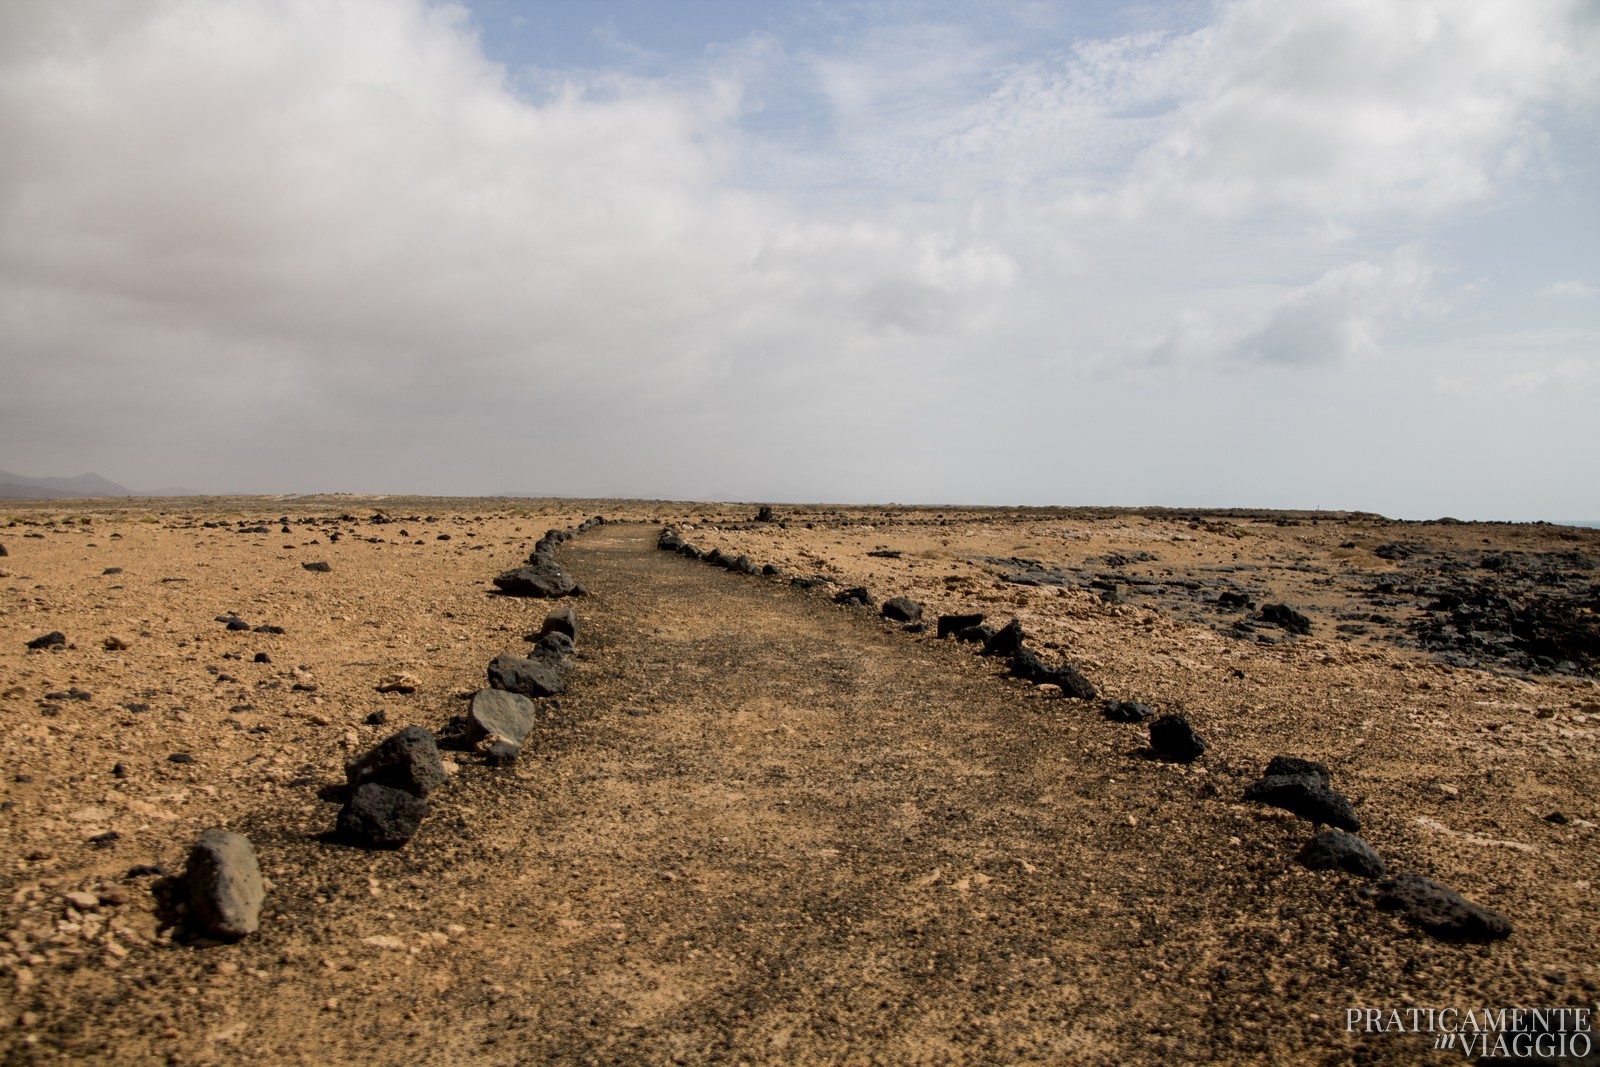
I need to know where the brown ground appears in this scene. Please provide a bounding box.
[1,498,1596,1065]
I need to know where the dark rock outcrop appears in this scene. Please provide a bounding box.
[1260,603,1312,635]
[537,606,579,642]
[26,631,66,650]
[1103,700,1156,723]
[1244,762,1359,831]
[956,623,996,645]
[533,631,575,658]
[1263,755,1331,785]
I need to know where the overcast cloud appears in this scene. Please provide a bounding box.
[1,0,1596,518]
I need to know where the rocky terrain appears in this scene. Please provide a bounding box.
[0,498,1595,1065]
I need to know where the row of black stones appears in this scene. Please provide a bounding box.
[184,516,609,939]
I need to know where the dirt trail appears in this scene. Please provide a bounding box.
[5,520,1540,1065]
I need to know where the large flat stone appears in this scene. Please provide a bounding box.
[466,688,538,746]
[488,653,565,699]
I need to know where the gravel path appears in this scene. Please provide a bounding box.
[410,523,1434,1065]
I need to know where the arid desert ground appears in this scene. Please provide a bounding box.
[1,497,1596,1065]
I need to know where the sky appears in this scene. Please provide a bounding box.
[1,0,1597,520]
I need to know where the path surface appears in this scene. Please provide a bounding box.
[25,522,1454,1065]
[388,524,1372,1065]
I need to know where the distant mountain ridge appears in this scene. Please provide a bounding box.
[0,469,202,499]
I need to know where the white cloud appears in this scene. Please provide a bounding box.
[1140,246,1436,366]
[1237,247,1436,364]
[790,0,1598,218]
[1541,280,1599,298]
[1117,0,1599,218]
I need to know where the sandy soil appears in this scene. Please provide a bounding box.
[1,498,1595,1065]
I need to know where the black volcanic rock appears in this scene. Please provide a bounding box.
[1260,603,1312,635]
[1263,755,1331,786]
[937,613,985,639]
[533,631,575,659]
[1103,700,1156,723]
[956,623,995,645]
[1010,645,1097,699]
[982,619,1024,657]
[1296,830,1385,878]
[1244,768,1359,832]
[536,606,579,642]
[1149,714,1206,762]
[493,555,577,598]
[346,726,447,798]
[487,653,565,699]
[337,783,428,849]
[881,597,923,623]
[1370,874,1511,941]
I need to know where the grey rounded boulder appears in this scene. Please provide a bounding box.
[185,829,265,938]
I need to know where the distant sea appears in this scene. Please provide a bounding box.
[1558,521,1600,529]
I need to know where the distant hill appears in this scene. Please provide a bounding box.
[0,469,203,499]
